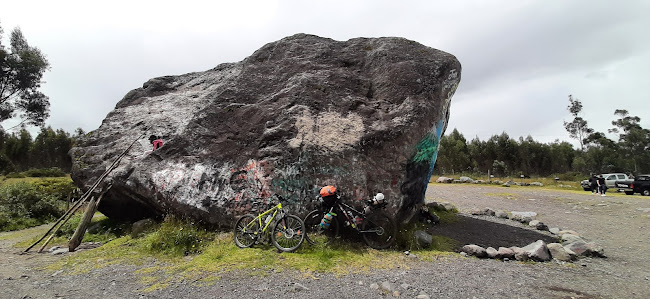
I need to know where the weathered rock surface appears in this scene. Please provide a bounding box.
[510,211,537,223]
[131,218,157,238]
[413,230,433,248]
[522,240,551,262]
[510,246,529,261]
[560,233,583,244]
[496,247,515,259]
[69,34,461,225]
[547,243,573,262]
[486,247,498,259]
[495,210,509,219]
[461,244,487,258]
[436,176,453,183]
[459,176,474,183]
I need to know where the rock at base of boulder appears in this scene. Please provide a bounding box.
[462,244,487,258]
[427,202,457,212]
[131,218,157,238]
[486,247,498,259]
[413,230,433,248]
[436,177,454,184]
[547,243,573,262]
[521,240,551,262]
[495,211,509,219]
[549,227,561,234]
[510,247,529,261]
[496,247,515,259]
[563,240,607,258]
[560,233,583,244]
[585,242,606,258]
[459,176,474,183]
[51,247,69,255]
[510,211,537,224]
[470,208,495,216]
[529,220,548,231]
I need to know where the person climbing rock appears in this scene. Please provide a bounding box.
[149,135,164,150]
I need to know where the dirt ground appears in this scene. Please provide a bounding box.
[1,184,649,299]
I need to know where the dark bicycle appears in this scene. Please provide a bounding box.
[303,192,396,250]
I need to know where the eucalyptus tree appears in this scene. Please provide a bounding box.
[0,22,50,129]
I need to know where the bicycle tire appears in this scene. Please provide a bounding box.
[233,214,260,248]
[303,210,339,246]
[271,214,305,252]
[361,211,397,250]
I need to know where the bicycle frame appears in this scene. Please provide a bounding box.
[250,203,284,233]
[328,201,382,234]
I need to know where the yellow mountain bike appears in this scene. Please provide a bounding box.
[233,195,305,252]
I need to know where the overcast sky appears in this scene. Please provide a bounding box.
[2,0,649,145]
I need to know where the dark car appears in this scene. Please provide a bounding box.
[615,175,650,196]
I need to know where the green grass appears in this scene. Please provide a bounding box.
[0,175,73,187]
[34,215,460,291]
[15,212,131,248]
[431,174,585,192]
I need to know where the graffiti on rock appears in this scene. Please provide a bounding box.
[150,158,323,214]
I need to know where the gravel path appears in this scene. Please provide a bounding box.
[1,184,649,299]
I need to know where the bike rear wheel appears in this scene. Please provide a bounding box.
[361,212,397,250]
[271,214,305,252]
[233,214,260,248]
[303,210,339,246]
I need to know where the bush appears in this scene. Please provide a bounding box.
[143,216,214,256]
[0,181,68,231]
[557,172,583,181]
[4,172,25,178]
[31,178,77,201]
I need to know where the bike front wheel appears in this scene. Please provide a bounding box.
[233,214,260,248]
[271,214,305,252]
[361,212,397,250]
[303,210,339,246]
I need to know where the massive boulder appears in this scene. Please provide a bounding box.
[70,33,461,226]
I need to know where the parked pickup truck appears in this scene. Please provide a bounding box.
[614,175,650,196]
[580,173,629,191]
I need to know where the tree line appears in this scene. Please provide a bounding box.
[0,127,83,174]
[436,96,650,177]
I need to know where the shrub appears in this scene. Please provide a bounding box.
[142,216,214,256]
[4,172,25,178]
[0,181,67,231]
[558,172,584,181]
[31,178,77,201]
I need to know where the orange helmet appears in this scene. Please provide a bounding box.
[320,185,337,197]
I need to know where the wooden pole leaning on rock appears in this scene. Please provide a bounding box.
[67,198,96,252]
[24,131,146,253]
[68,185,111,252]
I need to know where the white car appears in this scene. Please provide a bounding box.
[602,173,629,188]
[581,173,629,191]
